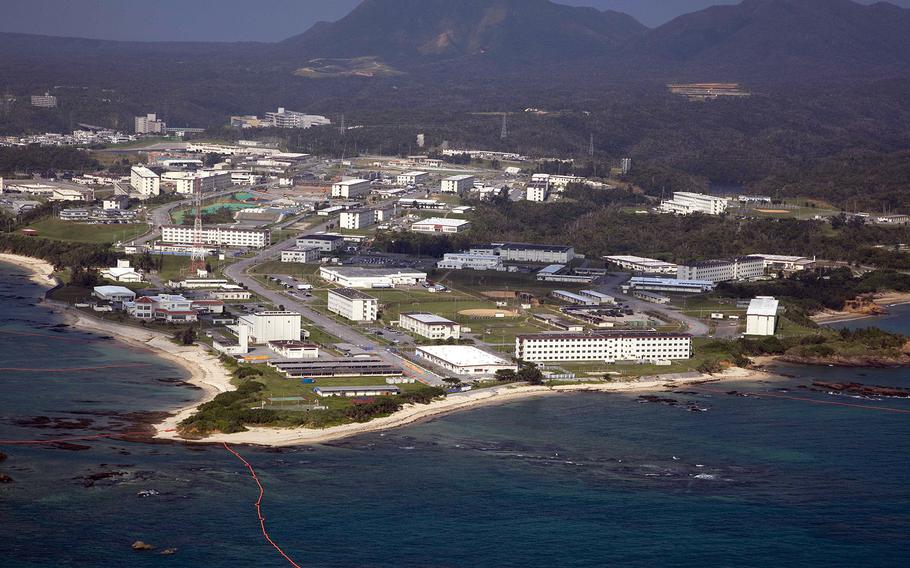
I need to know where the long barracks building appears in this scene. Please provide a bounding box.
[515,331,692,363]
[161,225,271,249]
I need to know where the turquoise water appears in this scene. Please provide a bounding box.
[1,262,909,567]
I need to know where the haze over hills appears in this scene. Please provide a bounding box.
[2,0,910,82]
[636,0,910,79]
[278,0,647,63]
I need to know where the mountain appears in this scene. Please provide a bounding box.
[277,0,647,65]
[635,0,910,80]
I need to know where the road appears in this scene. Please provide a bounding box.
[596,272,711,337]
[222,210,445,386]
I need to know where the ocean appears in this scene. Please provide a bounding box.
[1,261,909,567]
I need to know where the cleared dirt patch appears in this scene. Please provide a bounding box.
[458,308,519,318]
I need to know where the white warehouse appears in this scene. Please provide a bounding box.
[319,266,427,288]
[746,296,779,336]
[236,311,302,344]
[416,345,517,377]
[327,288,379,321]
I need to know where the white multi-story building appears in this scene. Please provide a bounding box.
[515,331,692,363]
[331,178,371,199]
[161,171,232,195]
[263,107,331,129]
[135,113,166,134]
[327,288,378,321]
[320,266,427,288]
[441,175,475,194]
[437,252,504,271]
[340,209,374,230]
[236,312,302,344]
[161,225,270,248]
[297,234,345,252]
[415,345,517,377]
[604,255,678,275]
[130,165,160,198]
[31,93,58,108]
[411,217,471,234]
[396,171,429,186]
[471,242,575,264]
[746,296,779,336]
[526,183,548,202]
[280,246,320,264]
[676,256,764,283]
[399,313,462,340]
[660,192,728,215]
[374,204,396,223]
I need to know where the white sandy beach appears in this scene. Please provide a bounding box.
[0,253,57,287]
[175,366,775,447]
[2,251,778,447]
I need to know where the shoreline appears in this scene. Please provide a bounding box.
[0,252,780,448]
[0,252,234,437]
[812,291,910,325]
[161,366,777,447]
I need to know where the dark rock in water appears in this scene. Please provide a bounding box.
[812,381,910,398]
[131,541,154,551]
[80,470,126,487]
[0,451,7,462]
[0,474,13,484]
[51,442,91,451]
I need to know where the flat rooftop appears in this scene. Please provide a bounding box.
[300,234,345,241]
[412,217,470,227]
[417,345,512,367]
[747,296,780,317]
[401,312,458,326]
[329,287,378,301]
[323,267,427,278]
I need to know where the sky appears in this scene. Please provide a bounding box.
[0,0,908,42]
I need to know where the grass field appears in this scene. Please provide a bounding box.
[437,269,590,297]
[26,218,149,244]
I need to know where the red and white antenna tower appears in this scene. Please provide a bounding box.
[189,178,206,274]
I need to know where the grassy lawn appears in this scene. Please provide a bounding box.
[437,269,590,297]
[153,254,232,282]
[247,364,424,408]
[26,218,149,244]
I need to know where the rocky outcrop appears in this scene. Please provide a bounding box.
[778,354,910,368]
[131,541,154,551]
[811,381,910,398]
